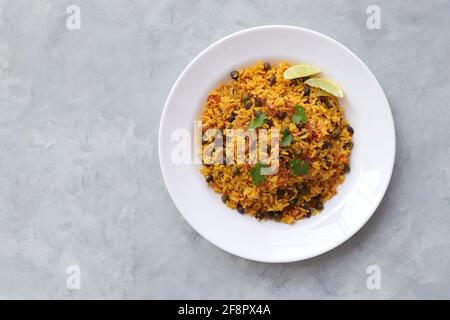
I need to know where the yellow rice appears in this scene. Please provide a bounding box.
[200,61,353,224]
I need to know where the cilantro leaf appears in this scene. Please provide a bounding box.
[248,113,266,130]
[290,159,310,176]
[250,162,265,185]
[292,104,307,124]
[281,128,293,147]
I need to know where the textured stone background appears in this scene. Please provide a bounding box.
[1,0,449,299]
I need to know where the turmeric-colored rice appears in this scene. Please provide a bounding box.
[200,61,353,224]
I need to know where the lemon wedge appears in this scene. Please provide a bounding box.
[304,78,344,98]
[283,64,320,80]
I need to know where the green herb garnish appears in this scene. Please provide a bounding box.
[250,162,265,185]
[281,128,293,147]
[248,113,266,130]
[290,159,310,176]
[292,104,307,124]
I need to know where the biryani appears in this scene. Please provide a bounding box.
[200,61,353,224]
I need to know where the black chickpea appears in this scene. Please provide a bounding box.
[345,142,353,150]
[303,85,310,96]
[269,75,276,85]
[347,125,354,135]
[322,141,331,149]
[331,128,341,139]
[221,194,230,203]
[231,167,241,177]
[236,203,245,214]
[276,111,287,120]
[254,97,262,107]
[276,188,286,198]
[344,164,351,173]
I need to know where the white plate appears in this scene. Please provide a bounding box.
[159,26,395,263]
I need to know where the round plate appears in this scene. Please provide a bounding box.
[159,25,395,263]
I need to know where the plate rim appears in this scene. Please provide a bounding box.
[158,25,396,263]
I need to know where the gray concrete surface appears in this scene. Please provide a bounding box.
[0,0,449,299]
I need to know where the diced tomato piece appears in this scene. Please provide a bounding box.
[339,154,349,164]
[207,94,221,103]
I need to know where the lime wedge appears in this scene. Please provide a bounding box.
[283,64,320,80]
[304,78,344,98]
[316,90,332,97]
